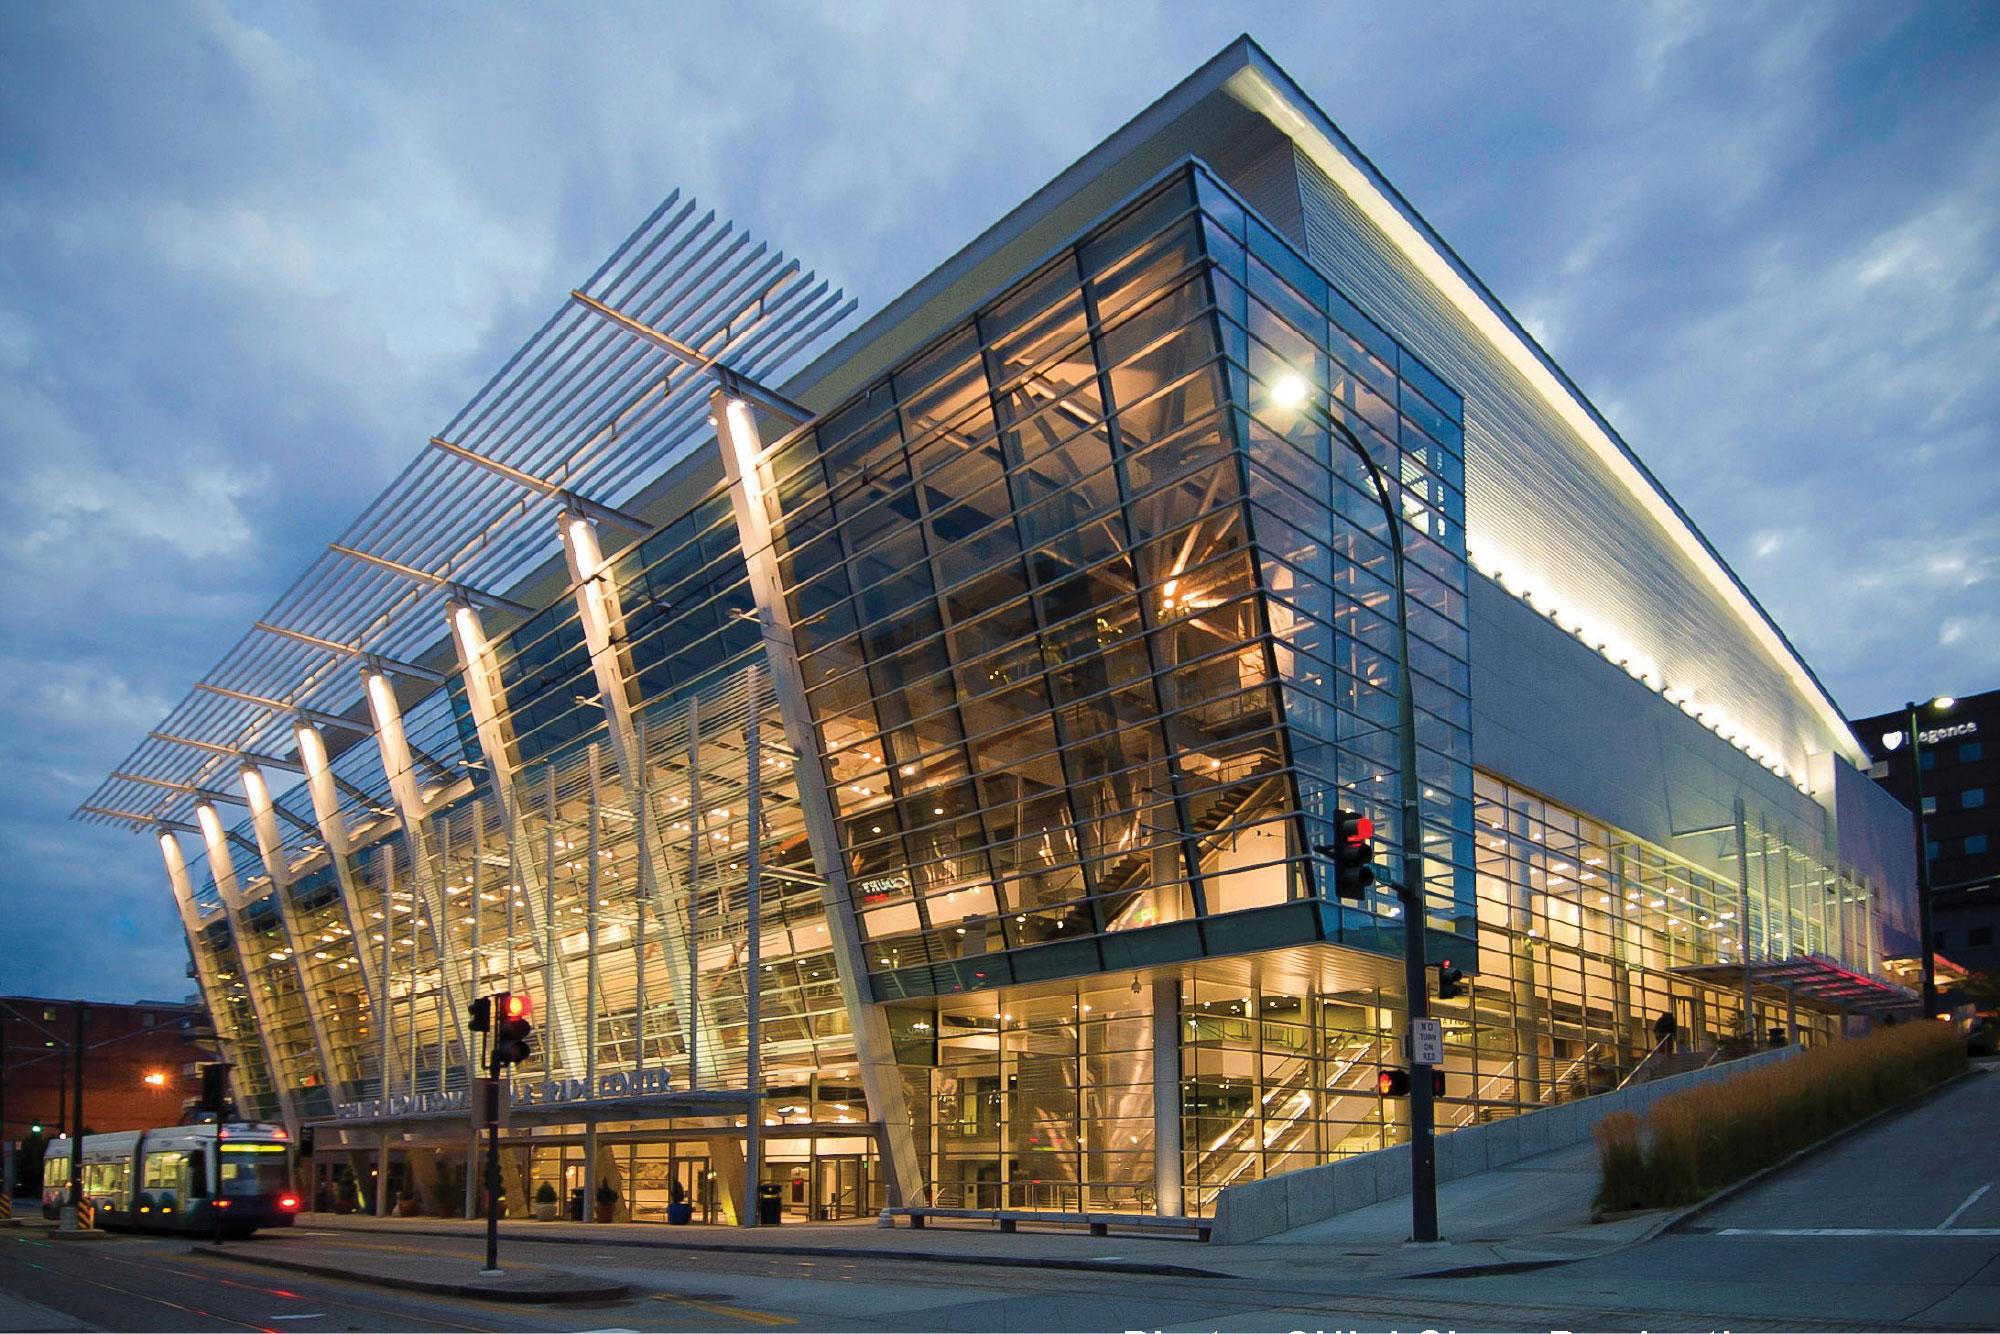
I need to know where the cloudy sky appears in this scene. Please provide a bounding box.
[2,1,1995,1002]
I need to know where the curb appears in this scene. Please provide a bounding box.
[1403,1063,1981,1280]
[187,1245,632,1304]
[294,1221,1230,1280]
[1667,1063,1982,1234]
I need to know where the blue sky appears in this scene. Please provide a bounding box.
[2,1,1996,1002]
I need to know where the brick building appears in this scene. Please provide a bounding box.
[2,996,213,1150]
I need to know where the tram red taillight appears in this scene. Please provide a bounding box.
[278,1194,300,1211]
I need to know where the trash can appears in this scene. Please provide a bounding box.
[756,1182,782,1225]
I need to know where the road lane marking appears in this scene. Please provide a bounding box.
[1940,1182,1993,1230]
[1717,1227,2000,1237]
[651,1291,797,1326]
[265,1314,326,1320]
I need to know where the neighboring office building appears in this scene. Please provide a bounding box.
[74,38,1920,1226]
[3,996,211,1191]
[1854,687,2000,976]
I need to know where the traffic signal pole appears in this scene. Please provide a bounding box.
[483,1026,501,1275]
[1337,420,1440,1244]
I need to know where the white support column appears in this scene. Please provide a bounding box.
[446,600,586,1072]
[157,829,249,1088]
[196,801,304,1136]
[558,513,724,1085]
[1152,978,1184,1217]
[241,764,341,1099]
[362,668,474,1070]
[714,391,925,1208]
[294,719,402,1090]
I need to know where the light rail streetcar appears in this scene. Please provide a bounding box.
[42,1122,300,1235]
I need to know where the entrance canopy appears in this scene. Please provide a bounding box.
[1673,955,1916,1016]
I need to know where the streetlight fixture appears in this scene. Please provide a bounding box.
[1273,370,1440,1244]
[1903,694,1956,1020]
[143,1071,167,1088]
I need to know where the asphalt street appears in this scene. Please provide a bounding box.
[3,1066,1993,1332]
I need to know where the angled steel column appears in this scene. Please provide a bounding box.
[446,600,586,1072]
[293,719,402,1089]
[239,763,341,1099]
[713,390,925,1208]
[156,828,249,1092]
[558,513,723,1086]
[361,668,473,1071]
[195,801,304,1136]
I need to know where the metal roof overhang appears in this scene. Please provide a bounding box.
[1673,955,1917,1014]
[76,192,853,836]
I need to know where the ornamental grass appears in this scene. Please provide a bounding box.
[1593,1022,1966,1212]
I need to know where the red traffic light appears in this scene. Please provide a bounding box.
[504,993,532,1021]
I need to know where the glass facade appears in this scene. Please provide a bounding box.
[154,161,1905,1226]
[758,165,1475,1005]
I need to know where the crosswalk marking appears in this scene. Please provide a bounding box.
[1717,1227,2000,1237]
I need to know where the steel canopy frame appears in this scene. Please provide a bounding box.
[76,189,856,837]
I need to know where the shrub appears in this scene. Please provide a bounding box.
[1594,1022,1966,1211]
[1591,1111,1647,1213]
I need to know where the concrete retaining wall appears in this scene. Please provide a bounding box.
[1207,1045,1797,1245]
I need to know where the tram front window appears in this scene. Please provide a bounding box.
[219,1150,289,1196]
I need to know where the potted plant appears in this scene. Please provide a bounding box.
[594,1180,619,1224]
[395,1190,423,1217]
[534,1182,559,1221]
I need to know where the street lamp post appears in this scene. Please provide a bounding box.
[1904,695,1955,1020]
[1324,410,1439,1244]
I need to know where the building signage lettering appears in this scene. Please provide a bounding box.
[859,873,911,901]
[1919,721,1978,745]
[337,1089,467,1119]
[337,1068,675,1120]
[511,1068,677,1106]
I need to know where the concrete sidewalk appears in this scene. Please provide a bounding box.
[295,1144,1665,1284]
[189,1236,633,1303]
[296,1211,1232,1278]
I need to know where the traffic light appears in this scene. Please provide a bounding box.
[1377,1068,1447,1097]
[1437,959,1466,1000]
[468,995,493,1034]
[1315,808,1376,901]
[494,992,534,1066]
[29,1121,42,1136]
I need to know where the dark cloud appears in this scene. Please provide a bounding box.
[1,1,1994,1000]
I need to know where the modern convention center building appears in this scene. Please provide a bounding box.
[79,38,1922,1227]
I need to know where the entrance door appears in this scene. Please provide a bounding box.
[816,1156,863,1220]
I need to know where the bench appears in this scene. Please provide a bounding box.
[890,1206,1210,1241]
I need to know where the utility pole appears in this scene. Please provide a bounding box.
[1895,694,1959,1020]
[1907,699,1943,1021]
[64,1003,85,1231]
[1,1014,10,1206]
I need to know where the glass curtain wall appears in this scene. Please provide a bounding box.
[753,162,1475,1006]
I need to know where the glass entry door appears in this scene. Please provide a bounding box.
[815,1155,864,1220]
